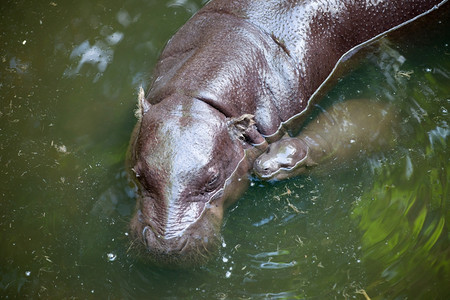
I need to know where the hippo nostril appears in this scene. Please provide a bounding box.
[179,237,190,253]
[142,224,162,246]
[142,226,153,242]
[254,160,270,175]
[262,162,274,171]
[142,226,152,249]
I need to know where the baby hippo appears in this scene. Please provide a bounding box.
[254,99,396,180]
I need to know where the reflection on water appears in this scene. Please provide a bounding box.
[0,0,448,299]
[352,48,449,297]
[65,37,118,82]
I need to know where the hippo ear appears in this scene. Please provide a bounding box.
[228,114,266,146]
[134,86,151,119]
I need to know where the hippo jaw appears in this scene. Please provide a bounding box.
[128,95,264,266]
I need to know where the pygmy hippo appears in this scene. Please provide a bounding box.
[128,0,448,266]
[254,99,397,180]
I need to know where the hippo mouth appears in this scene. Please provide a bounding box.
[129,203,223,267]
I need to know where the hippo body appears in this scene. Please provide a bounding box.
[254,100,396,180]
[128,0,447,266]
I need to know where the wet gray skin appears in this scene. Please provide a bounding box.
[254,99,397,180]
[127,0,447,266]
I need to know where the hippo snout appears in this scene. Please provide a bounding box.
[254,152,279,178]
[142,225,193,258]
[143,226,185,252]
[253,138,310,180]
[130,203,223,267]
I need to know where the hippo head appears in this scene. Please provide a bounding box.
[128,91,265,266]
[253,137,316,181]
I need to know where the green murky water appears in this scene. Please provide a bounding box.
[1,0,448,298]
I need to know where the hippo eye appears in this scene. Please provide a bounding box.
[205,173,220,192]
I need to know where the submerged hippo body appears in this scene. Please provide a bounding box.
[128,0,447,266]
[254,100,396,180]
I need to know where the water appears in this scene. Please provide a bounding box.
[0,0,448,298]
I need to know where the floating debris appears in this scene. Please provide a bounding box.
[106,253,117,262]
